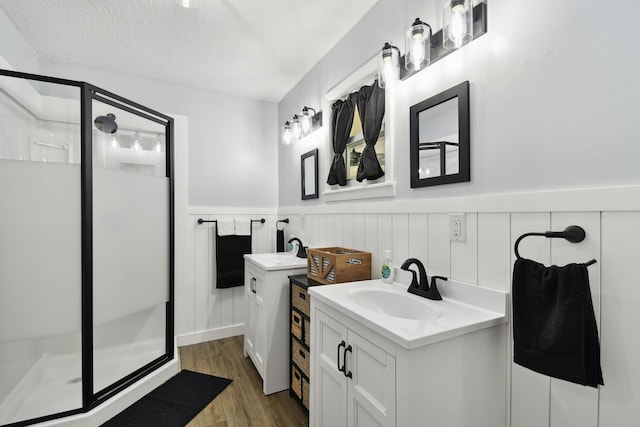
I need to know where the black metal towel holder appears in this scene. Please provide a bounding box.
[197,218,265,225]
[514,225,597,266]
[276,218,289,231]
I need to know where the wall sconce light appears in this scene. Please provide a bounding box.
[282,121,293,145]
[154,134,163,153]
[377,42,401,89]
[301,106,316,134]
[376,2,487,87]
[443,0,473,50]
[405,18,432,71]
[281,107,323,145]
[291,114,302,141]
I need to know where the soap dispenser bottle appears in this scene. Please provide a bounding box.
[381,250,394,284]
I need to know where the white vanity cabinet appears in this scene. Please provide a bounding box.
[244,254,307,395]
[313,309,396,427]
[310,279,509,427]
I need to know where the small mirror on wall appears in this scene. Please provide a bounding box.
[410,81,470,188]
[301,148,318,200]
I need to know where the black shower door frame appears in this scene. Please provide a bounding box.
[0,69,175,426]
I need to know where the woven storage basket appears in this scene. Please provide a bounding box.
[307,247,371,285]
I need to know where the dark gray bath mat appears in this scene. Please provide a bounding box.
[101,370,232,427]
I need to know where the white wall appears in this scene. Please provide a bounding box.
[278,0,640,207]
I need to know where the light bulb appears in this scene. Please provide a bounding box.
[154,135,162,153]
[133,132,141,151]
[450,10,466,48]
[111,135,119,149]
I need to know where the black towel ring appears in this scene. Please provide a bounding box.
[514,225,597,267]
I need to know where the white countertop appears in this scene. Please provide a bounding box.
[309,276,508,350]
[244,252,308,271]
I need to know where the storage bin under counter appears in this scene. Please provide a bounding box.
[288,274,323,410]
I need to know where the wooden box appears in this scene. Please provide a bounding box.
[307,247,371,285]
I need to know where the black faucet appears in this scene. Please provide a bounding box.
[287,237,307,258]
[400,258,447,301]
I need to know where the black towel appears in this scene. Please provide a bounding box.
[215,232,251,289]
[512,258,603,387]
[276,229,285,252]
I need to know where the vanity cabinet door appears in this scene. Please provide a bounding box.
[347,331,396,427]
[313,309,396,427]
[313,310,348,427]
[244,266,265,376]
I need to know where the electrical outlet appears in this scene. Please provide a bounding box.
[449,213,466,242]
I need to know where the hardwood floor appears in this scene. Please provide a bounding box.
[179,336,308,427]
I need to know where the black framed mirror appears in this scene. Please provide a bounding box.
[409,81,470,188]
[301,148,319,200]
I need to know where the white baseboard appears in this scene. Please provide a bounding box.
[176,324,244,347]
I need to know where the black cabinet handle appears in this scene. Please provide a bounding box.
[344,345,353,379]
[299,349,306,359]
[337,340,346,374]
[293,314,300,324]
[299,292,306,300]
[250,277,256,293]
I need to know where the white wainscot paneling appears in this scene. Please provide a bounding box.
[407,213,428,268]
[180,212,274,347]
[427,213,451,277]
[478,213,511,291]
[450,212,478,284]
[599,212,640,426]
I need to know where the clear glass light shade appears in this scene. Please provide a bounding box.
[301,108,314,135]
[405,19,431,71]
[291,115,302,141]
[443,0,473,50]
[377,43,400,89]
[282,121,292,145]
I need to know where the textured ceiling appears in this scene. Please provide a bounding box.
[0,0,379,102]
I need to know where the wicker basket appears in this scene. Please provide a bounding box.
[307,247,371,285]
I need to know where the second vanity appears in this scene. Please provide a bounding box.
[308,272,509,427]
[244,253,307,395]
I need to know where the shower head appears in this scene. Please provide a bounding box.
[94,113,118,134]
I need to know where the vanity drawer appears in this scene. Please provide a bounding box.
[291,284,310,316]
[292,339,310,376]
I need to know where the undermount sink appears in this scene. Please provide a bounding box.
[348,288,440,321]
[244,252,307,271]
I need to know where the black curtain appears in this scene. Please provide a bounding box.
[327,94,356,186]
[355,82,385,182]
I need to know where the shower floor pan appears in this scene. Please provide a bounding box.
[0,339,165,425]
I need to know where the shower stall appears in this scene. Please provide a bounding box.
[0,69,175,426]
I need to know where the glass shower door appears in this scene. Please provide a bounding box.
[90,94,171,397]
[0,75,83,425]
